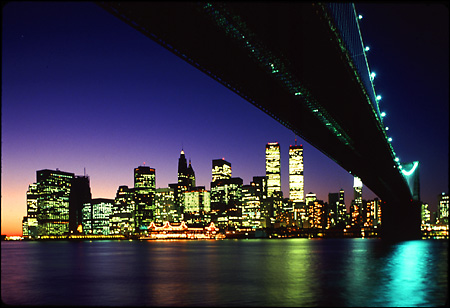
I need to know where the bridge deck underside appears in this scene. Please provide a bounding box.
[99,2,412,206]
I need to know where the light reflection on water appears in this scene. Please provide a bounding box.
[1,239,447,307]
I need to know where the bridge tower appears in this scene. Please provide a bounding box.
[380,162,422,240]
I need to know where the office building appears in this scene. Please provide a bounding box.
[266,142,281,197]
[336,189,346,226]
[241,176,267,228]
[110,185,135,235]
[22,169,93,237]
[69,175,92,234]
[36,169,74,236]
[351,176,363,226]
[289,142,304,203]
[22,183,38,238]
[177,150,196,189]
[437,192,449,225]
[212,158,232,182]
[309,199,326,229]
[184,186,211,213]
[82,198,113,235]
[170,150,196,216]
[210,177,243,227]
[328,192,339,227]
[154,187,177,223]
[134,166,156,232]
[421,203,431,224]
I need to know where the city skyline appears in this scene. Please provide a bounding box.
[2,2,448,236]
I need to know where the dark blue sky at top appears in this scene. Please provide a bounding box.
[1,2,448,233]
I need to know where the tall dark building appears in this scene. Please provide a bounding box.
[69,175,92,234]
[328,193,339,227]
[170,150,196,219]
[187,159,196,188]
[210,177,243,214]
[178,150,188,184]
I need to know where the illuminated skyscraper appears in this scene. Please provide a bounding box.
[110,185,135,235]
[266,142,281,197]
[337,189,346,226]
[328,192,339,227]
[289,141,304,203]
[212,158,232,182]
[241,176,267,228]
[36,169,75,236]
[154,187,176,223]
[421,203,431,224]
[178,150,189,186]
[134,166,156,193]
[210,177,243,227]
[134,166,156,232]
[437,192,449,225]
[170,150,196,218]
[22,183,38,238]
[184,186,211,213]
[351,176,363,226]
[82,198,113,235]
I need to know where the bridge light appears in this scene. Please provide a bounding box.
[395,157,400,162]
[381,112,386,117]
[376,95,382,101]
[370,72,376,80]
[358,14,363,20]
[385,126,389,131]
[365,46,370,52]
[388,137,393,142]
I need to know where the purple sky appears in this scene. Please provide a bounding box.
[2,2,448,235]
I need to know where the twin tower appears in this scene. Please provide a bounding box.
[266,141,304,203]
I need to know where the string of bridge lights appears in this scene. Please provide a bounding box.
[357,12,405,174]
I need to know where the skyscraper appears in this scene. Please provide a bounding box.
[170,150,196,218]
[212,158,232,182]
[266,142,281,197]
[187,159,196,188]
[133,166,156,232]
[351,176,363,226]
[289,141,304,203]
[337,189,346,226]
[36,169,74,236]
[22,183,38,238]
[241,176,267,228]
[437,192,449,225]
[154,187,176,223]
[81,198,113,235]
[69,175,92,234]
[178,150,189,186]
[110,185,135,235]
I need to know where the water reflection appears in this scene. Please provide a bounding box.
[381,240,447,307]
[1,239,447,307]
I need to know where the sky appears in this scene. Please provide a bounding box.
[2,2,448,236]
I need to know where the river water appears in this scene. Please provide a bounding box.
[1,238,448,307]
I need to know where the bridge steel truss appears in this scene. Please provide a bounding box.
[98,2,421,240]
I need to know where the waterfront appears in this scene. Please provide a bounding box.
[1,239,448,307]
